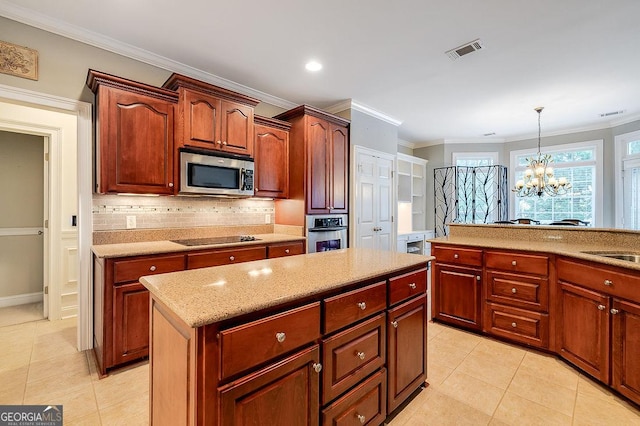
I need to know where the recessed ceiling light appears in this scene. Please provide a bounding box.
[305,60,322,72]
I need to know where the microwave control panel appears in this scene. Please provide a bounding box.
[243,169,254,191]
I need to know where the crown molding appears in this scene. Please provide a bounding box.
[325,99,402,127]
[397,139,415,149]
[0,1,297,110]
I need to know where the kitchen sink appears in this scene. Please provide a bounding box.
[581,251,640,263]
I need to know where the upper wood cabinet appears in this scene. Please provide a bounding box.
[163,73,259,157]
[254,116,290,198]
[87,70,179,195]
[274,105,349,216]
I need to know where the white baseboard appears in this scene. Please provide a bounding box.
[0,292,43,308]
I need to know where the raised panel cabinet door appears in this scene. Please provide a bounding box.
[612,298,640,405]
[255,123,289,198]
[219,345,320,426]
[329,123,349,213]
[113,282,149,364]
[387,295,427,413]
[103,87,175,194]
[220,100,254,156]
[182,89,220,149]
[433,264,482,330]
[307,117,330,213]
[557,282,610,383]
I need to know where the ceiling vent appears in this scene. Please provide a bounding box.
[599,110,625,118]
[483,132,496,137]
[446,39,485,60]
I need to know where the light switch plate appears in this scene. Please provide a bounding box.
[126,215,136,229]
[265,214,270,224]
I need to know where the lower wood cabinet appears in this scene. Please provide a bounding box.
[484,302,549,349]
[113,282,150,365]
[218,345,321,426]
[433,263,482,330]
[387,295,427,413]
[612,298,640,403]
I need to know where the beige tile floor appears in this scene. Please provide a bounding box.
[1,317,640,425]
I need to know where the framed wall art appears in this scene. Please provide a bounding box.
[0,40,38,80]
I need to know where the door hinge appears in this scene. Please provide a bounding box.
[44,219,49,229]
[392,215,394,222]
[44,153,49,161]
[44,286,48,295]
[391,170,394,178]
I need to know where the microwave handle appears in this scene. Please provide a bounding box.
[240,168,245,190]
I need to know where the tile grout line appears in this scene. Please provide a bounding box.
[487,343,527,422]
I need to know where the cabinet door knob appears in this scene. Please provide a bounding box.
[275,332,286,343]
[511,288,517,294]
[610,308,620,315]
[168,182,174,188]
[454,254,459,259]
[409,282,417,290]
[229,256,235,261]
[511,260,517,266]
[511,322,517,328]
[149,265,157,272]
[604,279,613,286]
[476,276,481,281]
[356,351,366,360]
[391,320,398,328]
[357,302,367,310]
[357,414,366,424]
[216,140,222,145]
[312,362,322,373]
[255,187,259,192]
[597,305,606,311]
[222,141,227,146]
[285,249,290,254]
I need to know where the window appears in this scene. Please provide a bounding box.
[615,130,640,229]
[510,140,603,226]
[452,152,498,167]
[452,152,503,224]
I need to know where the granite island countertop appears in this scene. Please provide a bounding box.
[140,248,433,327]
[92,233,305,258]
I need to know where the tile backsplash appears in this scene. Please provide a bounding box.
[93,195,275,231]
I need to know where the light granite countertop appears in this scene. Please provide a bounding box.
[140,248,433,328]
[429,235,640,272]
[92,233,306,258]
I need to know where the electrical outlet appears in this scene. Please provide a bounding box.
[126,215,136,229]
[265,214,271,224]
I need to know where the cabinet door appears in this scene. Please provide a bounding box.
[557,282,610,382]
[307,117,330,213]
[219,345,320,426]
[255,123,289,198]
[181,89,221,149]
[433,263,482,330]
[387,295,427,413]
[100,86,175,194]
[220,100,254,156]
[329,123,348,213]
[612,298,640,404]
[113,282,149,364]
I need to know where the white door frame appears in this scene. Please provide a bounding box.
[0,84,93,351]
[614,130,640,228]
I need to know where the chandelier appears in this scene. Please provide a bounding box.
[513,107,571,197]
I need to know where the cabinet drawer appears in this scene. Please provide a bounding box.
[267,241,305,258]
[485,271,549,312]
[389,268,427,306]
[322,313,386,404]
[113,254,185,284]
[433,246,482,267]
[187,246,266,269]
[324,281,387,334]
[557,258,640,302]
[321,368,386,426]
[220,302,321,380]
[484,302,549,349]
[485,251,548,276]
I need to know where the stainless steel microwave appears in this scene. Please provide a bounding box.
[179,151,254,197]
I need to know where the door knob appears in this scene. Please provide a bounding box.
[357,302,367,310]
[597,305,606,311]
[312,363,322,373]
[610,308,620,315]
[275,332,286,343]
[391,320,398,328]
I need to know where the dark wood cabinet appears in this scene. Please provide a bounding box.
[87,70,178,195]
[186,245,267,269]
[113,282,150,365]
[387,295,427,413]
[218,345,320,426]
[267,241,305,258]
[254,116,290,198]
[433,263,482,330]
[612,298,640,403]
[163,73,259,157]
[274,105,350,225]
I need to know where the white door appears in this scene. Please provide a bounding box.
[622,157,640,229]
[354,148,395,251]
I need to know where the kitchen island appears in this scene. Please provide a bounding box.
[141,248,433,425]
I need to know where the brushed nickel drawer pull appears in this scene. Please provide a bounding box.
[511,260,517,266]
[357,414,366,424]
[356,351,366,360]
[511,288,517,294]
[391,320,398,328]
[229,256,235,261]
[454,253,459,259]
[149,265,157,272]
[275,332,286,343]
[610,308,620,315]
[511,322,517,328]
[604,279,613,286]
[597,305,606,311]
[357,302,367,310]
[312,362,322,373]
[409,282,417,290]
[285,249,290,254]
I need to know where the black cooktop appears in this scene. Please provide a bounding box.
[171,235,259,246]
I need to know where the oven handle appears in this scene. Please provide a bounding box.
[308,226,348,232]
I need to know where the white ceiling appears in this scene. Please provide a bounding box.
[2,0,640,144]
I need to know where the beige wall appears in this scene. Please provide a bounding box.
[0,131,44,297]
